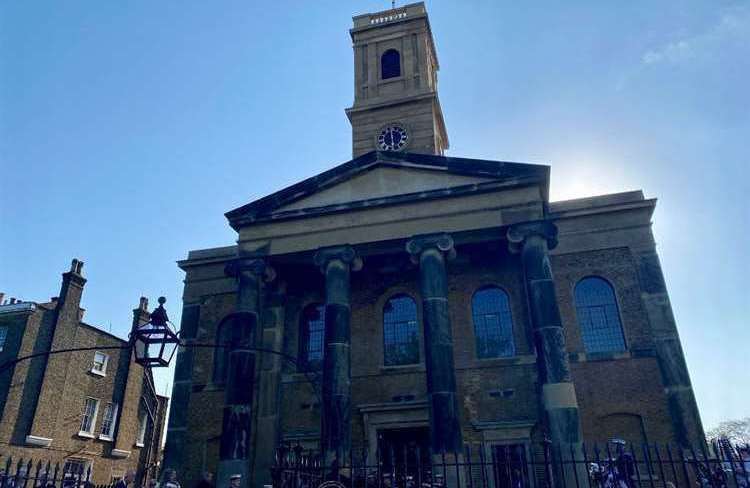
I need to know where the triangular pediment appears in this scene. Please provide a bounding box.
[277,166,495,212]
[225,151,549,230]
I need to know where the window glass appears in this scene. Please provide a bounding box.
[80,398,98,434]
[575,277,626,353]
[383,295,419,366]
[472,287,515,358]
[63,459,90,480]
[92,352,108,374]
[381,49,401,79]
[0,326,7,351]
[136,411,148,445]
[99,403,118,438]
[299,304,325,371]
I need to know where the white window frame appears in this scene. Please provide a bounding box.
[78,397,99,438]
[135,411,148,447]
[0,326,8,352]
[90,351,109,376]
[98,402,118,441]
[63,458,93,482]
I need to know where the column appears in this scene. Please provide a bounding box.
[313,245,361,471]
[216,257,266,488]
[405,234,462,454]
[507,222,583,450]
[633,246,704,446]
[251,278,286,487]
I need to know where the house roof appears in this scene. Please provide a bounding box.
[225,150,550,231]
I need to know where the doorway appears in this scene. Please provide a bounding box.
[377,427,431,484]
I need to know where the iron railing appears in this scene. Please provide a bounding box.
[271,441,750,488]
[0,457,115,488]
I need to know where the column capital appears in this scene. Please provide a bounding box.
[506,220,558,254]
[405,233,455,263]
[224,257,276,282]
[313,245,362,272]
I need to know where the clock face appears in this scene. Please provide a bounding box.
[377,124,409,151]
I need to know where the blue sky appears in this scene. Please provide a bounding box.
[1,1,747,430]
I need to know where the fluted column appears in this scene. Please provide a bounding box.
[406,234,462,454]
[507,222,583,451]
[217,257,267,488]
[314,246,361,470]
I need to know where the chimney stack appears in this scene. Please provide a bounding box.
[133,296,150,328]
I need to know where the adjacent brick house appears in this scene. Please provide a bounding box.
[0,260,168,486]
[162,3,705,488]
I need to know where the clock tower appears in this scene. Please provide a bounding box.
[346,2,449,158]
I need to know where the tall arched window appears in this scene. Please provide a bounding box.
[212,314,253,384]
[472,287,515,359]
[299,303,325,371]
[383,294,419,366]
[575,277,626,353]
[381,49,401,79]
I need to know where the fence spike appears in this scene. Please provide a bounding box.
[627,442,642,486]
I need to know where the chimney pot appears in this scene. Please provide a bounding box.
[0,293,4,304]
[9,298,16,304]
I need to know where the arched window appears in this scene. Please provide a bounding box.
[381,49,401,79]
[299,303,326,371]
[383,294,419,366]
[472,287,515,358]
[212,314,253,384]
[575,277,626,353]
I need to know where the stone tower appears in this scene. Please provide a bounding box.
[346,2,449,157]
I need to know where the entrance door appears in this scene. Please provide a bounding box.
[492,444,529,488]
[378,427,431,485]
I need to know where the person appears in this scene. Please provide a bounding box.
[114,471,136,488]
[163,469,181,488]
[195,472,214,488]
[229,474,241,488]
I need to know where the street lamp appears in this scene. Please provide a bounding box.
[131,296,180,368]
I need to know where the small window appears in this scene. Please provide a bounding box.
[99,403,118,439]
[299,304,325,371]
[383,295,420,366]
[136,411,148,446]
[91,351,108,375]
[381,49,401,79]
[575,277,626,353]
[63,458,91,482]
[0,326,7,351]
[472,287,516,359]
[79,398,99,435]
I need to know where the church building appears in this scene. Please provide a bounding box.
[162,4,704,488]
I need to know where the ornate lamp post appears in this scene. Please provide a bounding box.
[130,296,180,368]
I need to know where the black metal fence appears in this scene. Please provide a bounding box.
[271,441,750,488]
[0,457,112,488]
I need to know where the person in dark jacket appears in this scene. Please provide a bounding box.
[114,470,136,488]
[195,472,214,488]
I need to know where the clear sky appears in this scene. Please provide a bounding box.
[1,1,747,430]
